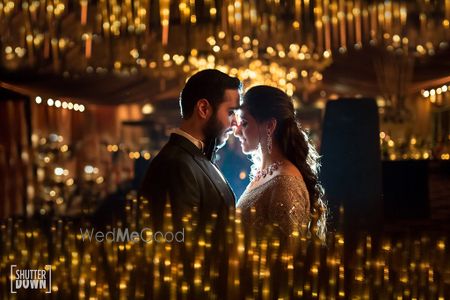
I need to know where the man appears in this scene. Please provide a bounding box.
[139,69,240,297]
[140,69,241,234]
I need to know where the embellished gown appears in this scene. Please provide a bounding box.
[237,174,310,238]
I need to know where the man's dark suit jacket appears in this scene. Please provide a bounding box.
[139,133,236,233]
[139,133,236,297]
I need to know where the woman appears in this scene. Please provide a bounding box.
[234,85,327,241]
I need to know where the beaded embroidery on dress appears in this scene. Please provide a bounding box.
[237,175,310,237]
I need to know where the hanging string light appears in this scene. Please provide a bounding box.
[160,0,171,46]
[35,96,86,112]
[421,83,450,105]
[0,1,448,103]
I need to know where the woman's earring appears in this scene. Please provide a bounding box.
[267,130,272,154]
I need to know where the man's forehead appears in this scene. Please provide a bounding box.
[224,88,240,98]
[224,89,241,107]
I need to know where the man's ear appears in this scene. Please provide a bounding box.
[196,99,211,119]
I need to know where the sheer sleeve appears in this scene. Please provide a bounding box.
[268,177,310,236]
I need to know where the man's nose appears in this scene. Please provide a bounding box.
[233,124,242,137]
[230,114,238,127]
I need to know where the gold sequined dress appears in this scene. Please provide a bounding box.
[237,175,310,237]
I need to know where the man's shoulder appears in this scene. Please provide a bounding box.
[147,142,200,175]
[154,140,195,163]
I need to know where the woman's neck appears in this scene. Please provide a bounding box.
[260,145,285,170]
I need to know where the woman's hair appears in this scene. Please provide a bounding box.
[241,85,327,241]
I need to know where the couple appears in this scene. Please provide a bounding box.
[140,69,326,243]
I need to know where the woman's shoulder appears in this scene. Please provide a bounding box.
[268,163,309,201]
[268,175,307,193]
[277,160,301,176]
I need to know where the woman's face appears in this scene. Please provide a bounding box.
[233,108,261,154]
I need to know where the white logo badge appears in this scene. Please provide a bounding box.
[10,265,52,294]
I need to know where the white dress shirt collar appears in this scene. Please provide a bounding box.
[172,128,227,183]
[172,128,205,152]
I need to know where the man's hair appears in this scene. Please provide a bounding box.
[179,69,241,119]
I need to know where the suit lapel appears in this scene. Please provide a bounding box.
[169,133,236,207]
[212,162,236,204]
[193,156,236,207]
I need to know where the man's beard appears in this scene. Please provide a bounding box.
[203,112,230,150]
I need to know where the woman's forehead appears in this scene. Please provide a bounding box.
[237,108,249,117]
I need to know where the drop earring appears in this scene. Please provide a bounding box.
[267,129,272,154]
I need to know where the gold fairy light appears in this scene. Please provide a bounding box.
[1,192,450,298]
[178,0,189,23]
[160,0,170,46]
